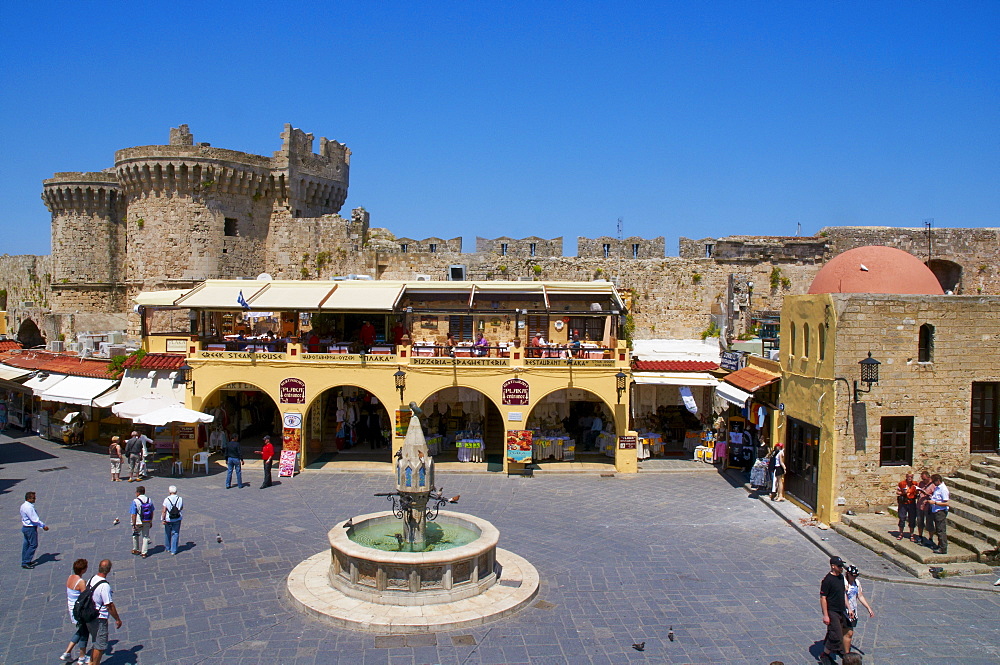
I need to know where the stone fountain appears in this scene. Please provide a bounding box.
[287,406,538,633]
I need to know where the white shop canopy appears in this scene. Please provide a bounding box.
[23,373,68,396]
[134,289,190,306]
[96,369,185,407]
[173,281,267,309]
[318,283,405,311]
[246,282,337,309]
[38,376,118,406]
[0,365,34,382]
[715,382,753,408]
[632,372,719,387]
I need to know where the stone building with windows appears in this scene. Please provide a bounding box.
[778,245,1000,525]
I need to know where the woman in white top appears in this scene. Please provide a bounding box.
[843,564,875,655]
[771,442,786,501]
[59,558,89,663]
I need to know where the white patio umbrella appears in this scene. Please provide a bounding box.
[134,405,216,426]
[112,394,179,419]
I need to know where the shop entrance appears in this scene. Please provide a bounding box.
[418,387,504,464]
[201,383,281,454]
[304,386,391,463]
[784,417,820,511]
[526,388,615,463]
[631,384,706,458]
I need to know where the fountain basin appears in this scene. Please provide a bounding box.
[330,510,499,606]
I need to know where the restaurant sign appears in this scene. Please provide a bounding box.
[618,435,637,450]
[501,378,530,405]
[279,378,306,404]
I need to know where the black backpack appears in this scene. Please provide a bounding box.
[73,579,108,624]
[166,496,182,520]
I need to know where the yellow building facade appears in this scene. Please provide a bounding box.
[137,279,638,474]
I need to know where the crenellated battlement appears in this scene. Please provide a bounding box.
[475,236,563,258]
[42,172,121,215]
[394,237,463,254]
[578,236,665,259]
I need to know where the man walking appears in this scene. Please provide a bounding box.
[19,491,48,569]
[818,556,849,665]
[86,559,123,665]
[224,435,243,489]
[161,485,183,555]
[256,435,275,489]
[130,486,154,558]
[124,432,143,482]
[929,473,950,554]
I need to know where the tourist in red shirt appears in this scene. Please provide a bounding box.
[256,436,275,489]
[895,472,918,541]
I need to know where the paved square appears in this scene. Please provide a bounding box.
[2,432,998,664]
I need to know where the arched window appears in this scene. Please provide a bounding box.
[818,324,826,361]
[790,322,797,357]
[918,323,934,363]
[803,323,811,358]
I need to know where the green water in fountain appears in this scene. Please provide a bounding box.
[348,520,480,552]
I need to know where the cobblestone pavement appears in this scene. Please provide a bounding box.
[2,432,999,665]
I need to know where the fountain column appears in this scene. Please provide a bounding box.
[395,413,435,550]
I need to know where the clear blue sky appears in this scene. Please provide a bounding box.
[1,1,997,257]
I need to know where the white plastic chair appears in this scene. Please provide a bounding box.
[192,451,210,475]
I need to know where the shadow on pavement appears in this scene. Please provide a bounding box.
[177,541,197,554]
[0,441,58,463]
[104,640,142,665]
[33,552,61,566]
[0,478,25,495]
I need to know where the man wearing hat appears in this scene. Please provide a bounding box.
[818,556,849,664]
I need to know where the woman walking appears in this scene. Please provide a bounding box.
[108,437,123,482]
[843,564,875,655]
[771,442,786,501]
[59,558,90,663]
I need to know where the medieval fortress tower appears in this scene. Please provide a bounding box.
[2,124,999,342]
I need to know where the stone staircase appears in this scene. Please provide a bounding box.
[833,455,1000,579]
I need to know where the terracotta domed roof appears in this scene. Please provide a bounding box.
[809,246,945,295]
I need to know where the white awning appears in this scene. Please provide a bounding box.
[108,370,186,405]
[247,282,337,309]
[93,389,120,408]
[172,281,268,309]
[632,372,718,387]
[23,373,68,396]
[715,382,753,408]
[38,376,118,406]
[0,365,34,381]
[134,289,189,306]
[319,284,405,311]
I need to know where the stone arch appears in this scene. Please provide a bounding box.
[199,380,282,446]
[926,259,962,293]
[302,383,395,459]
[417,385,505,461]
[525,387,618,460]
[16,318,45,348]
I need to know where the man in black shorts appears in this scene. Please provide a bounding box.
[819,556,849,664]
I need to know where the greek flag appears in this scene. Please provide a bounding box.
[237,290,250,310]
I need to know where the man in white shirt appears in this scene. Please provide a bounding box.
[86,559,123,664]
[19,491,49,569]
[928,473,950,554]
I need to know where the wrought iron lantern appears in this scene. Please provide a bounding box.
[393,368,406,403]
[615,370,628,404]
[854,352,880,402]
[179,363,194,392]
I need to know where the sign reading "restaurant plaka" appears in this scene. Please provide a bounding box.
[279,378,306,404]
[501,378,530,405]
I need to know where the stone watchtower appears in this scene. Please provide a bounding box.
[111,124,351,288]
[42,171,126,311]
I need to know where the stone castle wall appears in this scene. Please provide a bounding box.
[8,123,1000,345]
[577,235,665,259]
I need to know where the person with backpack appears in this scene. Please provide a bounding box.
[124,433,143,482]
[81,559,122,665]
[59,558,90,663]
[130,486,154,557]
[161,485,183,555]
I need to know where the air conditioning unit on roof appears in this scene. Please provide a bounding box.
[414,274,432,282]
[48,340,64,352]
